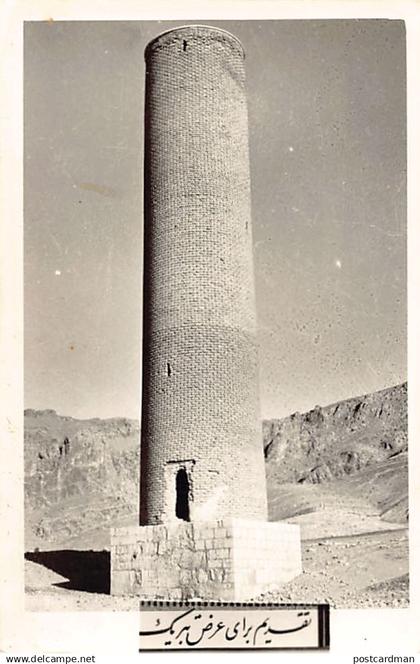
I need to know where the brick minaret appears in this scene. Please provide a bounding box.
[140,24,267,526]
[111,26,301,600]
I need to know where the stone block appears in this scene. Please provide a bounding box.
[111,519,301,600]
[214,528,227,538]
[211,558,223,567]
[202,528,214,539]
[192,551,207,566]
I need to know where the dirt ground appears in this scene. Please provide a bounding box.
[25,527,408,611]
[256,528,408,608]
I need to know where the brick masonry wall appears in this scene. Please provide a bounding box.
[111,519,301,600]
[141,25,268,525]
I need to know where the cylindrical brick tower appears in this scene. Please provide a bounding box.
[140,25,268,525]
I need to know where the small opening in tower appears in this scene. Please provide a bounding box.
[167,362,171,377]
[175,468,190,521]
[183,40,187,51]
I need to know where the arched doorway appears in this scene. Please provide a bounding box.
[175,468,190,521]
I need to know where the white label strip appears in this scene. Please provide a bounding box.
[139,603,329,650]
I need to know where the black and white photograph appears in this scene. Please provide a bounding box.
[21,18,408,615]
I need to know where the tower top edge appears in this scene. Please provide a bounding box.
[144,25,245,59]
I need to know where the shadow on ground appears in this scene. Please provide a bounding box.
[25,550,110,594]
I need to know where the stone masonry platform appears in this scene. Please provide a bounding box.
[111,518,302,601]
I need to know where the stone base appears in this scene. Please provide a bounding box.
[111,518,301,601]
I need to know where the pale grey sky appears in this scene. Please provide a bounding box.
[24,19,406,420]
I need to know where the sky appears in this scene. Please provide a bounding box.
[24,19,406,420]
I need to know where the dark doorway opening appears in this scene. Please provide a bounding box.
[175,468,190,521]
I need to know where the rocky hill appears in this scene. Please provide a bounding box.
[264,382,407,535]
[24,382,407,549]
[264,382,407,484]
[24,409,140,547]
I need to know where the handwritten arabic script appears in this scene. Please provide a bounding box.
[139,605,320,650]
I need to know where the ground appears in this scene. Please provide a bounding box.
[25,524,408,611]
